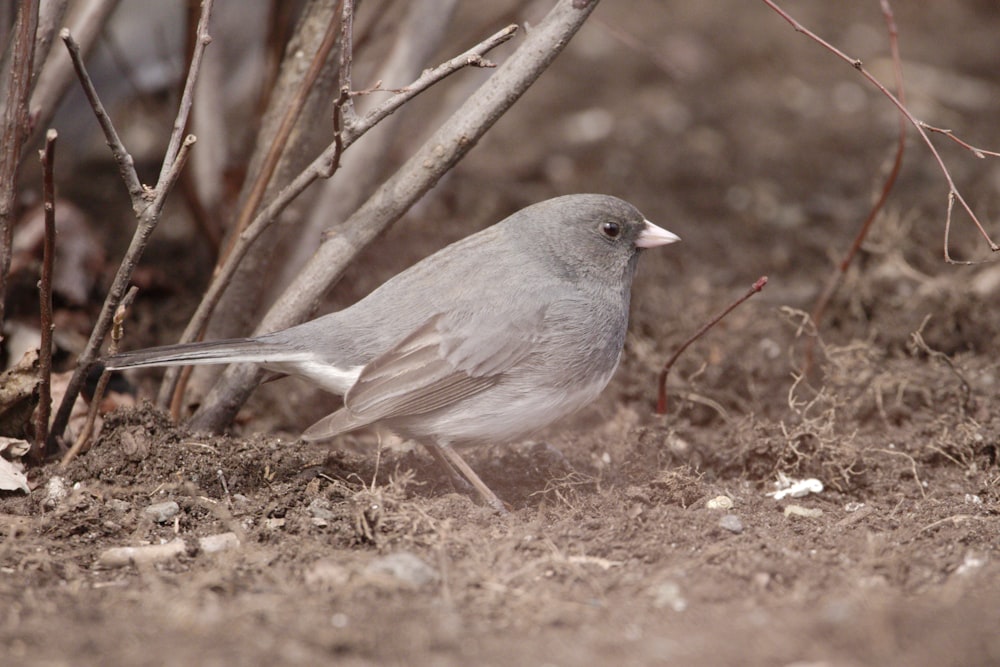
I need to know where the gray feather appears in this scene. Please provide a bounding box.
[105,338,303,369]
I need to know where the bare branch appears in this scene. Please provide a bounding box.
[761,0,1000,260]
[60,28,145,208]
[155,0,214,194]
[32,130,58,461]
[156,134,198,205]
[920,123,1000,160]
[344,24,517,145]
[190,0,599,431]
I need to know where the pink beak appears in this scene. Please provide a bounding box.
[636,220,681,249]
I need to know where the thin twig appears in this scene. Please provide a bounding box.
[347,26,513,133]
[167,23,519,377]
[158,134,198,203]
[761,0,999,261]
[60,28,146,208]
[155,0,213,198]
[805,0,907,369]
[921,123,1000,159]
[48,0,216,446]
[60,286,138,468]
[32,130,59,461]
[656,277,768,415]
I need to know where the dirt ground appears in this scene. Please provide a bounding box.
[4,1,1000,666]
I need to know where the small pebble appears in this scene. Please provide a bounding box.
[718,514,744,534]
[144,500,180,523]
[706,495,733,510]
[783,504,823,519]
[106,499,132,513]
[43,476,68,508]
[98,539,185,568]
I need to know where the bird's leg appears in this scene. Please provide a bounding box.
[424,443,474,494]
[425,441,508,515]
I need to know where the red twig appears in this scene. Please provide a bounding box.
[656,277,768,415]
[60,29,144,207]
[805,0,906,370]
[921,123,1000,159]
[761,0,1000,262]
[32,130,58,461]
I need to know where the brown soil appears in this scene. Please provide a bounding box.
[4,2,1000,666]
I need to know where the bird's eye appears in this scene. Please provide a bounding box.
[601,221,621,239]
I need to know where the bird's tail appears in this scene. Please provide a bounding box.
[105,338,302,370]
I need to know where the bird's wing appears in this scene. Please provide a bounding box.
[301,308,546,441]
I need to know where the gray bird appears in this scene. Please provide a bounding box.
[106,194,680,513]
